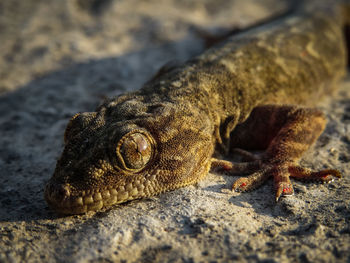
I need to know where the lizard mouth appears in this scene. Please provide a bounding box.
[44,181,140,214]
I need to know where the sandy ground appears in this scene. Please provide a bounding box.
[0,0,349,262]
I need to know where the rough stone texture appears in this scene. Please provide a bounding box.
[0,0,349,262]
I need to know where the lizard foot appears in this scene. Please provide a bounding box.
[210,158,341,201]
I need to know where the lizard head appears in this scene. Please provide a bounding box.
[45,94,213,214]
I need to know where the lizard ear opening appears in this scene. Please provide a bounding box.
[116,131,154,171]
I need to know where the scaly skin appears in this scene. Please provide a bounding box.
[45,0,345,214]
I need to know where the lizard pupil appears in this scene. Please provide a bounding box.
[118,132,152,170]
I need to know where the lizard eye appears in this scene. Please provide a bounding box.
[117,132,153,170]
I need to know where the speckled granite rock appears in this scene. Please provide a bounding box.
[0,0,349,262]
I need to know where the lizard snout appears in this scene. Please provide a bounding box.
[44,181,74,213]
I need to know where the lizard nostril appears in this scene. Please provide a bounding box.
[57,185,70,200]
[47,183,71,202]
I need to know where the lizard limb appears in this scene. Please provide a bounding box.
[212,105,341,201]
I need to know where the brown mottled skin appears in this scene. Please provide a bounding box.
[45,0,346,214]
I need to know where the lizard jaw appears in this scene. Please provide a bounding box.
[44,181,145,215]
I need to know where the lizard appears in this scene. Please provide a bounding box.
[45,0,347,214]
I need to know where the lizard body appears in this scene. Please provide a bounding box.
[45,0,346,214]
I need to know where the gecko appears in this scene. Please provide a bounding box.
[45,0,346,214]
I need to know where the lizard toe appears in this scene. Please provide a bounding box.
[275,182,294,202]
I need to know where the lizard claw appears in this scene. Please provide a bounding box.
[275,182,294,202]
[231,169,270,192]
[232,178,250,192]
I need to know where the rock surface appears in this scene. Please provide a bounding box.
[0,0,349,262]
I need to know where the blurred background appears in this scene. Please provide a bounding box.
[0,0,286,94]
